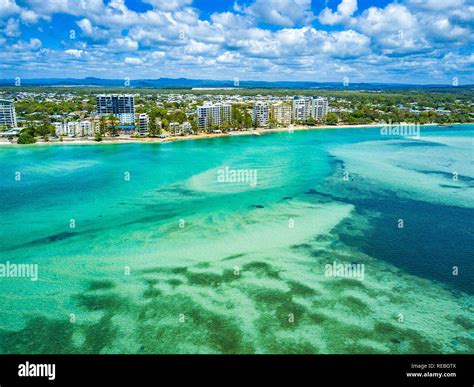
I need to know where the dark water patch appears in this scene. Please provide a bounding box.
[143,286,161,299]
[141,266,187,275]
[76,293,128,312]
[82,313,118,354]
[185,269,239,288]
[87,280,115,291]
[344,296,371,315]
[453,316,474,330]
[282,196,292,200]
[373,322,439,353]
[265,338,319,354]
[168,278,183,287]
[287,280,318,297]
[137,294,250,353]
[13,231,78,251]
[276,301,307,329]
[415,169,474,183]
[243,261,280,279]
[336,196,474,294]
[222,253,245,261]
[0,317,75,354]
[290,243,312,252]
[250,204,264,209]
[439,184,463,189]
[326,278,367,291]
[388,141,446,147]
[143,278,159,286]
[308,311,328,325]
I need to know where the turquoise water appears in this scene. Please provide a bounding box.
[0,125,473,354]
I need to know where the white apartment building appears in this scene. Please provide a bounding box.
[52,122,64,136]
[292,97,311,123]
[137,113,149,135]
[271,102,291,125]
[180,122,193,135]
[252,102,269,127]
[197,103,231,130]
[67,122,78,137]
[169,122,180,135]
[312,97,329,120]
[79,120,94,137]
[0,99,18,128]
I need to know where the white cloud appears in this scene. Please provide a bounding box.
[3,18,20,37]
[65,49,85,57]
[319,0,358,26]
[0,0,21,17]
[142,0,192,11]
[111,36,139,51]
[124,57,143,65]
[11,37,41,50]
[238,0,315,27]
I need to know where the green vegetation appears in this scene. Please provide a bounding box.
[17,132,36,144]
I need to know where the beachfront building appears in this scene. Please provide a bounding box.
[197,103,231,130]
[137,113,149,135]
[52,122,64,136]
[169,122,180,135]
[180,122,193,135]
[312,97,329,120]
[78,120,94,137]
[96,94,135,124]
[252,102,269,127]
[271,102,292,125]
[0,99,18,129]
[292,96,311,123]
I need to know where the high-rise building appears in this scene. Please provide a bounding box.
[96,94,135,123]
[0,99,18,129]
[271,102,291,125]
[252,102,269,127]
[137,113,149,135]
[312,97,328,120]
[292,96,311,123]
[197,103,231,130]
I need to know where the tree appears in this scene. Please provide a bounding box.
[95,132,102,142]
[108,114,119,136]
[99,116,107,135]
[17,133,36,144]
[326,113,339,125]
[36,122,54,141]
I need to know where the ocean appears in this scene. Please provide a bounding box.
[0,124,472,354]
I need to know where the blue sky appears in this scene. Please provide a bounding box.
[0,0,473,84]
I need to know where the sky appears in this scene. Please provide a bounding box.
[0,0,473,84]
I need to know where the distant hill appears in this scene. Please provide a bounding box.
[0,77,472,91]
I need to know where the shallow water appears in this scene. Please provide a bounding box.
[0,125,472,354]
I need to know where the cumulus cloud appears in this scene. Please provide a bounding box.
[237,0,315,27]
[124,57,143,65]
[319,0,358,26]
[65,49,85,57]
[0,0,472,83]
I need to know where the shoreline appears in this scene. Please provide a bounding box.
[0,122,469,146]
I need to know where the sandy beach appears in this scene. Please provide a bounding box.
[0,122,459,146]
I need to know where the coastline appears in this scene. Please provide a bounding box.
[0,122,468,146]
